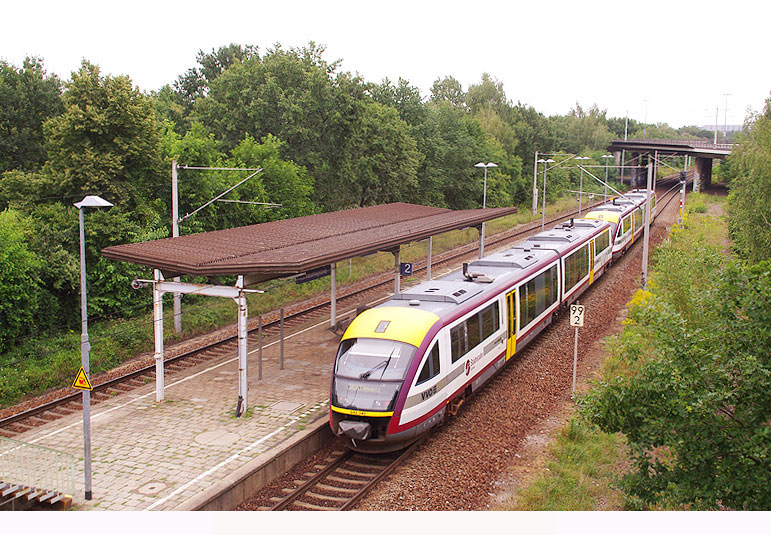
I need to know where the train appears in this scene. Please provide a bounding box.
[329,189,657,452]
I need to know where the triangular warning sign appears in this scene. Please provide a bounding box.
[72,366,93,391]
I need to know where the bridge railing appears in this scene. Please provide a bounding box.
[0,436,75,500]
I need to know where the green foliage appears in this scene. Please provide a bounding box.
[726,98,771,263]
[343,101,419,207]
[583,205,771,510]
[0,209,41,351]
[41,61,165,210]
[0,57,64,173]
[553,103,613,154]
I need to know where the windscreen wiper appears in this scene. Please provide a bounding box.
[359,360,388,379]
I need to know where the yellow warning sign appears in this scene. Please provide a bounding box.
[72,366,93,391]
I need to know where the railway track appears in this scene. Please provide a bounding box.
[268,439,424,511]
[0,184,683,438]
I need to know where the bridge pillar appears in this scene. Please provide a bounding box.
[693,157,713,193]
[632,153,649,188]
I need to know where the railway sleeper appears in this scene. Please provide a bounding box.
[336,467,375,479]
[316,483,357,495]
[305,491,349,503]
[292,499,336,511]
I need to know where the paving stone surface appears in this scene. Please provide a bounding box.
[13,313,344,511]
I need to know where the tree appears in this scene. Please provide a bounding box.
[554,103,613,154]
[466,73,509,115]
[40,61,165,211]
[430,76,466,109]
[227,133,316,220]
[195,43,368,210]
[343,101,420,207]
[410,102,496,209]
[726,99,771,264]
[172,43,259,129]
[584,261,771,509]
[0,57,63,173]
[0,209,41,351]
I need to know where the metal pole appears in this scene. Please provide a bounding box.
[78,208,92,501]
[279,308,284,370]
[236,275,248,416]
[330,263,337,330]
[604,158,609,201]
[427,237,433,281]
[171,160,181,334]
[541,161,547,231]
[480,166,487,259]
[258,315,263,380]
[153,269,165,402]
[394,248,401,294]
[641,162,653,290]
[578,165,584,216]
[532,151,539,215]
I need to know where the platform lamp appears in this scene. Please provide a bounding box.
[537,158,555,230]
[601,154,614,201]
[74,194,113,501]
[475,162,498,258]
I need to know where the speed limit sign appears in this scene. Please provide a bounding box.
[570,304,585,327]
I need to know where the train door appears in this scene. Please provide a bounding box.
[505,289,517,360]
[589,239,596,285]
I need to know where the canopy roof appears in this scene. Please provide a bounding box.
[102,203,516,279]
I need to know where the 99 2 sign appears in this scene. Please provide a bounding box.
[570,304,585,327]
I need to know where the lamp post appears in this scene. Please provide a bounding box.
[537,158,555,230]
[601,154,613,201]
[475,162,497,258]
[74,194,113,501]
[575,156,590,216]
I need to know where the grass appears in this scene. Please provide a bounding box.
[499,191,727,511]
[505,418,627,510]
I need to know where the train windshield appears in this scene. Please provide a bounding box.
[334,338,416,381]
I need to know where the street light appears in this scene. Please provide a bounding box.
[575,156,590,216]
[475,162,497,258]
[601,154,613,201]
[73,194,113,501]
[537,158,555,230]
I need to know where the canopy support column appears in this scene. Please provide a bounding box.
[153,269,165,402]
[235,275,248,417]
[393,247,401,294]
[426,237,433,281]
[330,263,337,330]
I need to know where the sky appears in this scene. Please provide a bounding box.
[3,0,769,129]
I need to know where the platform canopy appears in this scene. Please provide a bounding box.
[102,202,516,281]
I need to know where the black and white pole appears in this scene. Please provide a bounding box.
[569,303,585,395]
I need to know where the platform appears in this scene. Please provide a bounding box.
[10,307,356,511]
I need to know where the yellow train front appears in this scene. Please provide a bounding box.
[329,306,445,453]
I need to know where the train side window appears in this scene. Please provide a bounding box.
[467,312,481,350]
[450,323,465,364]
[481,302,500,339]
[596,229,609,253]
[416,343,440,385]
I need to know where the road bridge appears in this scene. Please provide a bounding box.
[609,138,734,192]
